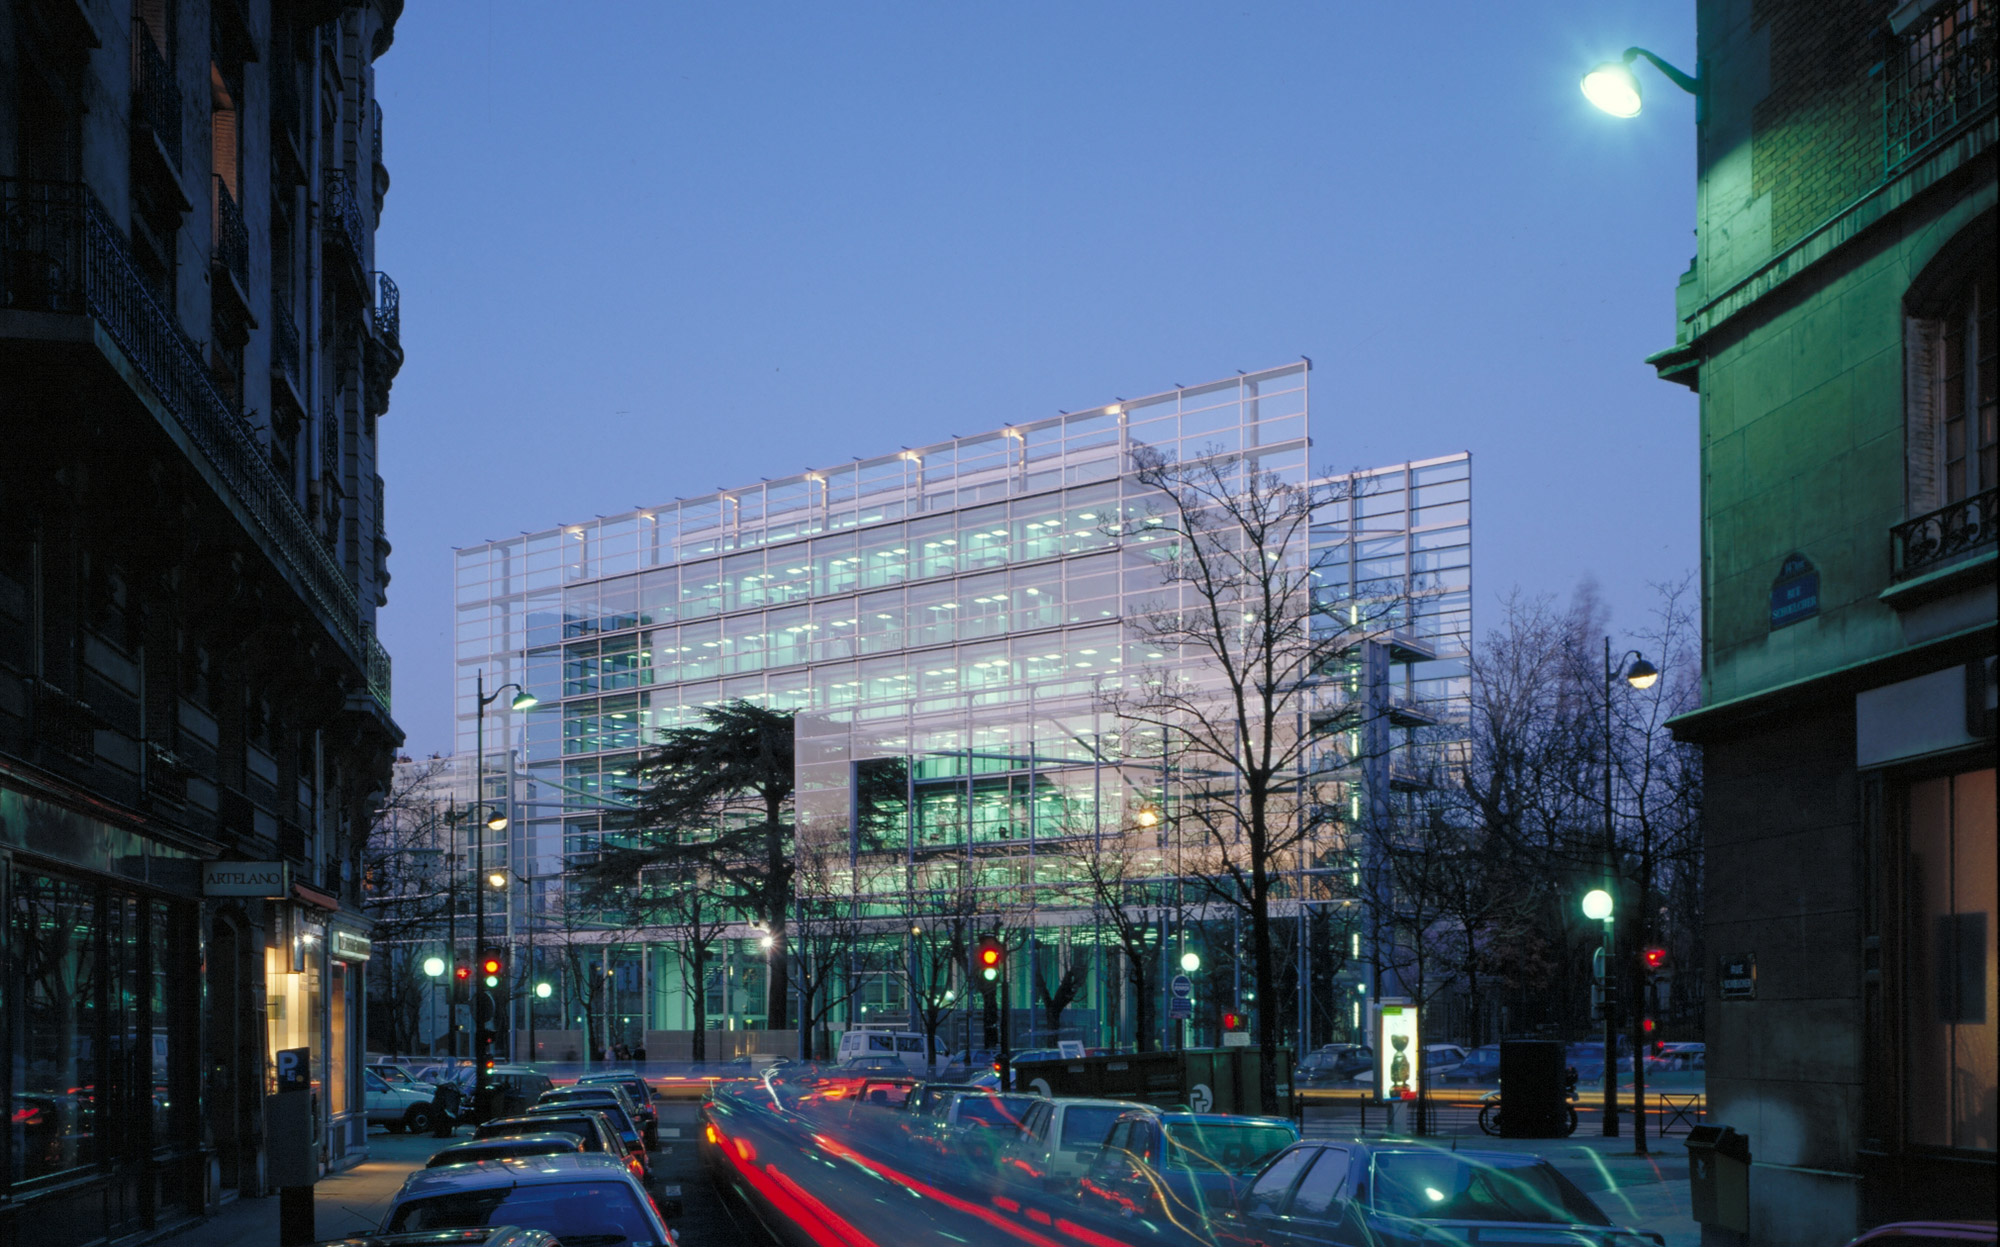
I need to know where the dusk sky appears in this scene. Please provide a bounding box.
[374,2,1701,758]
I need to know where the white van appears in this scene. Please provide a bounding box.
[836,1030,948,1071]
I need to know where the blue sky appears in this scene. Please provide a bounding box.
[375,2,1700,757]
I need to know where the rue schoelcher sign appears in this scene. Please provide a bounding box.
[1769,553,1819,630]
[1719,953,1757,1000]
[201,861,288,897]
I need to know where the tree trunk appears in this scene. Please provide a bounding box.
[1128,950,1154,1053]
[1249,794,1279,1106]
[766,930,790,1032]
[688,946,708,1063]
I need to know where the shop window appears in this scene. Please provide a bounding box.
[11,873,99,1182]
[1906,768,1997,1152]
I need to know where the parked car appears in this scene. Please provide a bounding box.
[424,1133,586,1169]
[838,1055,912,1073]
[484,1067,557,1119]
[1439,1044,1503,1083]
[378,1153,676,1245]
[364,1068,441,1135]
[1006,1097,1147,1186]
[305,1229,560,1247]
[1225,1140,1662,1247]
[835,1029,949,1071]
[925,1090,1045,1165]
[1295,1046,1373,1085]
[367,1063,426,1090]
[474,1112,642,1186]
[529,1092,649,1178]
[1842,1222,1998,1246]
[1647,1042,1706,1071]
[904,1081,984,1123]
[1078,1110,1300,1221]
[1352,1044,1470,1084]
[575,1072,660,1148]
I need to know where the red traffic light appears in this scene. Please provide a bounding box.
[1222,1011,1244,1031]
[979,948,1000,967]
[975,936,1006,981]
[1643,1017,1657,1034]
[483,957,503,975]
[1642,947,1668,972]
[454,965,470,981]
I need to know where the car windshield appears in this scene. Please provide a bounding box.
[386,1181,657,1244]
[1371,1154,1610,1225]
[956,1096,1036,1128]
[486,1119,603,1152]
[1058,1106,1127,1149]
[541,1101,634,1136]
[1165,1123,1297,1173]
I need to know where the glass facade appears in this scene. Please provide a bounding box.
[454,363,1472,1042]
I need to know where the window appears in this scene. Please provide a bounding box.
[1241,1146,1314,1216]
[1939,264,1997,503]
[1906,769,1997,1152]
[1907,234,1997,518]
[1286,1147,1351,1219]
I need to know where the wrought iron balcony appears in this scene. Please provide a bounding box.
[272,299,301,389]
[0,177,386,715]
[131,22,184,168]
[212,175,248,287]
[323,168,365,266]
[1892,487,1998,580]
[1886,0,1997,172]
[372,270,400,344]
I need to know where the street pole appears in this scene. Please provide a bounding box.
[1601,637,1620,1139]
[474,675,488,1100]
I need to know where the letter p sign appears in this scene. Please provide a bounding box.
[276,1046,311,1093]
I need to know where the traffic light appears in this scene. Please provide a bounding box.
[481,950,506,989]
[975,936,1006,984]
[1641,947,1669,975]
[1222,1011,1246,1032]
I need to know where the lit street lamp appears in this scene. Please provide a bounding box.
[1596,642,1660,1138]
[472,672,537,1099]
[1581,48,1700,118]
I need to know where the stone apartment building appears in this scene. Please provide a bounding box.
[0,1,404,1243]
[1653,1,1994,1242]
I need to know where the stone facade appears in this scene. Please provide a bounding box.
[1660,1,1996,1243]
[0,2,404,1243]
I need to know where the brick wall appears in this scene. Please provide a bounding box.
[1750,0,1887,251]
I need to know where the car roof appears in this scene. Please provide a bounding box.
[305,1230,559,1247]
[1052,1098,1146,1110]
[1157,1113,1295,1128]
[481,1112,609,1134]
[393,1153,635,1198]
[431,1134,581,1158]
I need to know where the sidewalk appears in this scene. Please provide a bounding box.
[155,1130,440,1247]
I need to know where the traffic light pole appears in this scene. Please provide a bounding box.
[1601,638,1620,1139]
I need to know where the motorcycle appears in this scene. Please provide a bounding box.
[1478,1065,1580,1137]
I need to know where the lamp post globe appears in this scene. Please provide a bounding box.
[1583,61,1643,116]
[423,956,446,978]
[1582,889,1615,922]
[1180,951,1201,973]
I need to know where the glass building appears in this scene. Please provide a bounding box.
[451,361,1471,1052]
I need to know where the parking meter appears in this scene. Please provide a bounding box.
[269,1047,315,1245]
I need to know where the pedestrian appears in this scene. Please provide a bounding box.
[431,1079,461,1138]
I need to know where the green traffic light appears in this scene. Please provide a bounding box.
[484,975,498,988]
[981,967,998,982]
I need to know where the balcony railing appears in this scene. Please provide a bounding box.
[0,178,386,715]
[323,168,364,266]
[272,299,301,388]
[1892,487,1998,580]
[212,175,247,287]
[1886,0,1997,171]
[372,270,400,344]
[367,628,393,716]
[131,22,184,168]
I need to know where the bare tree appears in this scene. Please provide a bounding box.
[362,756,456,1054]
[1062,818,1174,1053]
[901,859,988,1067]
[788,846,885,1061]
[1102,447,1400,1095]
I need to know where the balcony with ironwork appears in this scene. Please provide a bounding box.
[130,21,184,175]
[1886,0,1997,172]
[1889,487,1997,590]
[211,174,250,314]
[322,168,366,286]
[271,299,301,396]
[0,177,389,719]
[364,270,403,417]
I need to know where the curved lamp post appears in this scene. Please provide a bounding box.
[1582,48,1701,119]
[471,673,537,1097]
[1596,644,1660,1137]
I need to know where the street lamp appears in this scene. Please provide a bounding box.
[1180,951,1201,973]
[1581,48,1700,118]
[472,672,537,1099]
[1596,641,1660,1137]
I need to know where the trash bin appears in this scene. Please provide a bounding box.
[1685,1124,1751,1234]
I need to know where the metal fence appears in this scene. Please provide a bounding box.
[1886,0,1997,171]
[0,177,386,714]
[1891,487,1997,579]
[213,175,248,286]
[131,21,184,167]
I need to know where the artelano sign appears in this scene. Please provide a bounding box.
[201,861,288,897]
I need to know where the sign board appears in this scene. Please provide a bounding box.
[1058,1040,1086,1059]
[1719,954,1757,1000]
[1169,974,1193,998]
[275,1045,312,1093]
[202,861,288,897]
[1376,1004,1421,1101]
[1769,554,1819,630]
[1221,1031,1251,1047]
[1168,995,1193,1020]
[331,931,372,962]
